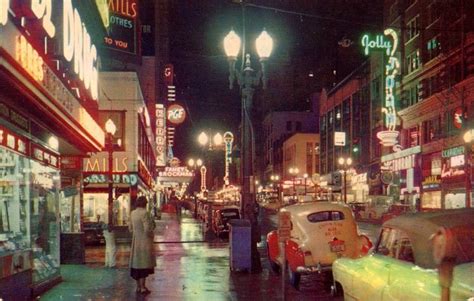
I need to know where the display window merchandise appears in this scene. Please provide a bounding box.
[83,192,130,226]
[0,147,60,286]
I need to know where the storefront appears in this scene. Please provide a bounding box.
[441,145,472,209]
[83,155,155,226]
[420,152,442,210]
[381,146,421,206]
[0,1,106,297]
[351,172,369,202]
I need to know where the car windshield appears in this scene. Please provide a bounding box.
[307,211,345,223]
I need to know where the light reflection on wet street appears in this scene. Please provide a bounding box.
[40,210,376,300]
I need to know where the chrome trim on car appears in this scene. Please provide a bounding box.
[296,263,332,273]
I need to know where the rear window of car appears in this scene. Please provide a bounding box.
[222,211,238,217]
[307,211,345,223]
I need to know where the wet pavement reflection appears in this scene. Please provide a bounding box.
[39,210,377,300]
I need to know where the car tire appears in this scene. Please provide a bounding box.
[266,246,280,273]
[331,281,344,298]
[287,263,300,289]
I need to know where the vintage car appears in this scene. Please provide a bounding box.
[332,208,474,300]
[266,202,372,290]
[381,203,414,223]
[212,206,240,237]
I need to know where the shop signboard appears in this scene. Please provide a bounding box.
[334,132,346,146]
[103,0,139,55]
[83,153,130,173]
[422,175,441,190]
[83,173,139,186]
[441,146,466,179]
[155,104,166,167]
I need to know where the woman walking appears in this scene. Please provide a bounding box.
[129,196,156,294]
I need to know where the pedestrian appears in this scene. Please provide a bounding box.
[129,196,156,294]
[103,223,116,268]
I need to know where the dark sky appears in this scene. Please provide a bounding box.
[167,1,383,161]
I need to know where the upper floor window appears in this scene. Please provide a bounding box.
[406,15,420,41]
[406,50,421,74]
[426,36,442,61]
[286,121,292,131]
[296,121,302,131]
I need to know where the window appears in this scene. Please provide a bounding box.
[423,116,441,143]
[321,115,327,132]
[426,36,441,61]
[307,211,345,223]
[408,84,420,106]
[406,15,420,41]
[296,121,302,131]
[376,228,415,263]
[409,126,419,147]
[406,50,421,74]
[286,121,292,131]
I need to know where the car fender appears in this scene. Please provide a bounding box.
[286,239,304,272]
[267,230,280,262]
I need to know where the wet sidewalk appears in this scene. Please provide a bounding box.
[37,213,336,300]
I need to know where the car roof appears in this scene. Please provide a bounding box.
[281,202,352,217]
[382,208,474,268]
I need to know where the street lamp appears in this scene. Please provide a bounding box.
[303,173,308,195]
[338,157,352,204]
[105,118,117,227]
[198,131,224,190]
[270,174,281,203]
[225,27,273,273]
[289,167,299,201]
[188,158,203,218]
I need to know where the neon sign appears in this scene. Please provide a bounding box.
[167,104,186,125]
[31,0,55,37]
[223,132,234,186]
[0,0,9,25]
[361,34,392,56]
[16,35,44,81]
[362,29,400,146]
[63,0,99,100]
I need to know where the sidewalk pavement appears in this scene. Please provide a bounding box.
[38,213,336,301]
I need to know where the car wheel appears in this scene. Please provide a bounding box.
[287,263,300,289]
[331,281,344,298]
[266,246,280,273]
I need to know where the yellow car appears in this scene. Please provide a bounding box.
[267,202,372,290]
[332,208,474,300]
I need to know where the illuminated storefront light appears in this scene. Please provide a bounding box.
[15,35,44,81]
[0,0,9,25]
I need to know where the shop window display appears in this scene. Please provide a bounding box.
[83,192,130,226]
[0,147,60,286]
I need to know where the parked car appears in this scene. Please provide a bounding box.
[212,206,240,237]
[358,195,392,221]
[266,202,372,290]
[83,221,105,245]
[381,203,414,223]
[332,208,474,300]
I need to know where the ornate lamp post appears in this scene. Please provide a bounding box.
[289,167,299,201]
[303,173,308,195]
[105,118,117,227]
[198,131,223,190]
[225,28,273,273]
[338,157,352,204]
[270,174,281,203]
[188,158,203,217]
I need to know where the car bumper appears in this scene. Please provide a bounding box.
[296,263,332,274]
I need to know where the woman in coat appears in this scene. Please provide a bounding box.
[129,196,156,294]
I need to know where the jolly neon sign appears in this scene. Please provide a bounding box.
[362,29,400,146]
[1,0,99,100]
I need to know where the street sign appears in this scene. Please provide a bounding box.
[278,212,291,241]
[334,132,346,146]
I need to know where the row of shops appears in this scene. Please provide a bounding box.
[0,2,158,299]
[319,144,474,210]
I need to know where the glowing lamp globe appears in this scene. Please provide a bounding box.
[213,133,223,146]
[105,118,117,135]
[224,30,241,59]
[198,132,209,146]
[256,29,273,60]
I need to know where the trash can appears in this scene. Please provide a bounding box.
[229,219,251,272]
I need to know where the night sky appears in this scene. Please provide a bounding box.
[167,0,383,161]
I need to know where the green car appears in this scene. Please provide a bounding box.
[332,208,474,300]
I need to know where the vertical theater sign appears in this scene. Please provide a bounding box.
[361,28,400,147]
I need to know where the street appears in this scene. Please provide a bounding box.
[38,207,378,300]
